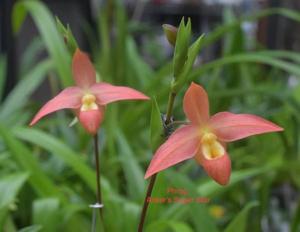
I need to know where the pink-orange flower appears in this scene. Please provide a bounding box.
[30,49,149,134]
[145,83,283,185]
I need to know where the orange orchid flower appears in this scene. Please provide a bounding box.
[145,83,283,185]
[30,49,149,134]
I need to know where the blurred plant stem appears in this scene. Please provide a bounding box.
[138,90,177,232]
[165,92,177,124]
[93,133,105,228]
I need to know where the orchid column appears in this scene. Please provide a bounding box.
[30,49,149,224]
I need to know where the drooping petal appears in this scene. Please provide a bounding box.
[195,150,231,185]
[144,125,200,179]
[183,82,209,125]
[209,112,283,142]
[72,49,96,88]
[90,82,149,105]
[30,87,82,126]
[78,107,105,135]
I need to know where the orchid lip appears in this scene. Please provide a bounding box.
[80,93,98,111]
[201,132,225,160]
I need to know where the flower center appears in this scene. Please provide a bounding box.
[81,93,98,111]
[201,132,225,160]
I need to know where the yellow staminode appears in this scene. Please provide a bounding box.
[201,132,224,159]
[81,93,98,111]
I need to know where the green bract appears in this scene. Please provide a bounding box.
[56,17,78,55]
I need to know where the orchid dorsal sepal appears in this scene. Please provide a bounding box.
[30,48,149,134]
[145,82,283,185]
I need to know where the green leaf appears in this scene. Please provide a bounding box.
[224,201,259,232]
[169,222,193,232]
[60,204,87,225]
[291,198,300,232]
[0,173,28,208]
[33,198,60,232]
[165,170,219,232]
[20,37,45,75]
[13,127,113,196]
[114,1,128,83]
[97,8,111,78]
[256,50,300,63]
[146,220,193,232]
[18,225,43,232]
[172,34,205,92]
[198,165,278,197]
[12,0,72,86]
[145,173,169,223]
[0,125,65,200]
[126,36,153,87]
[189,52,300,82]
[12,3,26,34]
[0,208,8,229]
[173,18,191,78]
[185,34,205,72]
[222,7,239,56]
[115,129,145,200]
[0,59,53,122]
[150,97,164,152]
[0,54,7,101]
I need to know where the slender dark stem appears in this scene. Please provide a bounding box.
[137,174,157,232]
[165,92,177,124]
[94,133,104,221]
[138,90,177,232]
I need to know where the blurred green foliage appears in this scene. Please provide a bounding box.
[0,0,300,231]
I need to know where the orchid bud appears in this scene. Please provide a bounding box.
[162,24,178,46]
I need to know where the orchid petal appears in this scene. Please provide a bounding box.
[90,83,149,105]
[209,112,283,142]
[144,125,200,179]
[195,150,231,185]
[78,107,105,135]
[30,87,82,126]
[72,49,96,88]
[183,82,209,125]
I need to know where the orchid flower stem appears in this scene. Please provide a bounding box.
[93,133,104,225]
[165,92,177,124]
[137,174,157,232]
[138,90,177,232]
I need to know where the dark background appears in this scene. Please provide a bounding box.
[1,0,299,97]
